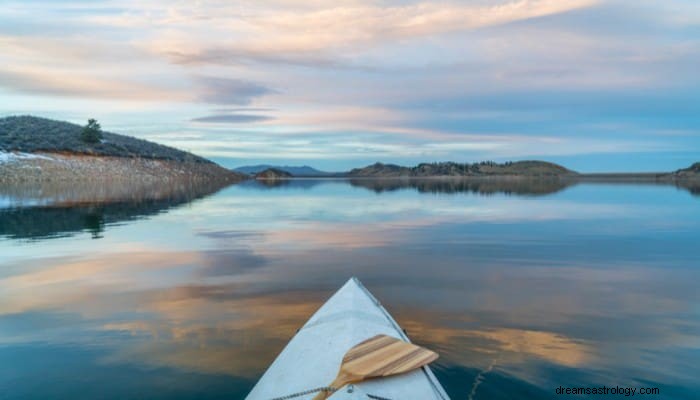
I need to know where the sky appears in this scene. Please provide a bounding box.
[0,0,698,172]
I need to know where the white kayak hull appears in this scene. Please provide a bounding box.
[246,277,450,400]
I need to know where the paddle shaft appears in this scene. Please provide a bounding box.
[311,375,352,400]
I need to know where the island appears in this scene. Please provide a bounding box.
[347,160,575,177]
[235,164,331,177]
[254,168,293,180]
[0,116,246,183]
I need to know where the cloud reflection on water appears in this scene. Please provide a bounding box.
[0,179,698,399]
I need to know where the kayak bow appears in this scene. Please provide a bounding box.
[245,277,450,400]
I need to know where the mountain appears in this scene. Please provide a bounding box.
[0,115,246,183]
[347,161,576,177]
[234,164,332,176]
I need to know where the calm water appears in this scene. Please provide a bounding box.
[1,179,698,399]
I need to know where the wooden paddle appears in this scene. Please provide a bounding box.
[312,334,438,400]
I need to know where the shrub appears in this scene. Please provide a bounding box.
[81,119,103,143]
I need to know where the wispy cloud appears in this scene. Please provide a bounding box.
[194,76,276,105]
[0,67,183,101]
[191,114,273,124]
[142,0,599,68]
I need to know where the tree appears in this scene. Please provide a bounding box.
[81,119,103,143]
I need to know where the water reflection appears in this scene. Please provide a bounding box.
[0,179,230,240]
[349,177,571,196]
[0,179,698,399]
[239,176,700,198]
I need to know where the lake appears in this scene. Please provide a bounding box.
[1,178,698,399]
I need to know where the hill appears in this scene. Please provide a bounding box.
[347,163,408,177]
[235,164,332,176]
[0,115,245,183]
[347,161,576,177]
[0,115,208,162]
[674,162,700,178]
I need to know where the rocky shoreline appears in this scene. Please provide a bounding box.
[0,152,245,183]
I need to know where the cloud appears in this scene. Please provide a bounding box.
[0,68,275,107]
[166,46,342,68]
[158,123,672,163]
[212,107,275,113]
[3,0,612,93]
[194,76,276,105]
[191,114,273,124]
[0,67,184,101]
[146,0,599,67]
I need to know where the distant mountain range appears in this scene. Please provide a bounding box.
[234,164,334,176]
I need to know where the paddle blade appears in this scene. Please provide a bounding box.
[312,335,439,400]
[341,334,438,380]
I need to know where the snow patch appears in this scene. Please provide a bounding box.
[0,151,54,164]
[0,196,45,209]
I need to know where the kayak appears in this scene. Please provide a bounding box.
[245,277,450,400]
